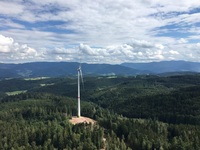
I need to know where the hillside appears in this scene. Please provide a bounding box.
[122,60,200,73]
[1,74,200,125]
[1,75,200,149]
[1,60,200,78]
[0,62,142,78]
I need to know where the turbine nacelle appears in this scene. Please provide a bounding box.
[77,66,81,71]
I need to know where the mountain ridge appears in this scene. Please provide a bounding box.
[0,62,142,78]
[0,60,200,78]
[121,60,200,73]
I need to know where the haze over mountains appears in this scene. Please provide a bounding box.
[122,60,200,73]
[0,60,200,78]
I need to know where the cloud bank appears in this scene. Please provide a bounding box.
[1,34,200,64]
[0,0,200,63]
[0,34,41,62]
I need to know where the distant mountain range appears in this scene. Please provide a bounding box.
[0,61,200,78]
[0,62,142,78]
[121,60,200,73]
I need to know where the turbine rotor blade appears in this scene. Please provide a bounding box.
[80,69,84,90]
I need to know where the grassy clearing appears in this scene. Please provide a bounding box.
[6,90,27,96]
[24,77,50,81]
[40,83,55,87]
[107,76,117,78]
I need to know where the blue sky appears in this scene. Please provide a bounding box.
[0,0,200,63]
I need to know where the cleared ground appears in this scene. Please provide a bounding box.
[69,116,96,125]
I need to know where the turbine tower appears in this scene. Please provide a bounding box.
[77,65,83,117]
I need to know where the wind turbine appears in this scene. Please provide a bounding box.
[77,64,84,117]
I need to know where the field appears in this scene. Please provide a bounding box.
[6,90,27,96]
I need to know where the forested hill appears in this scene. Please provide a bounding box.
[1,74,200,125]
[1,74,200,149]
[0,62,143,78]
[122,60,200,73]
[0,74,200,150]
[1,93,200,149]
[1,60,200,78]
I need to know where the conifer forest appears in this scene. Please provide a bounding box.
[0,74,200,149]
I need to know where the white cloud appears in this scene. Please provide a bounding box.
[77,41,167,63]
[52,47,77,55]
[1,33,200,63]
[0,34,41,62]
[150,0,200,13]
[0,18,24,29]
[1,0,200,63]
[0,35,13,45]
[79,43,98,56]
[0,35,14,53]
[178,38,188,44]
[0,1,24,15]
[155,44,165,50]
[169,50,179,55]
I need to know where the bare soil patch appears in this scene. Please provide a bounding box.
[69,116,96,125]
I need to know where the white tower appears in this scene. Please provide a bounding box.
[77,66,82,117]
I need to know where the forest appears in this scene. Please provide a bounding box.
[0,74,200,149]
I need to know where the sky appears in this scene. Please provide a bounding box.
[0,0,200,64]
